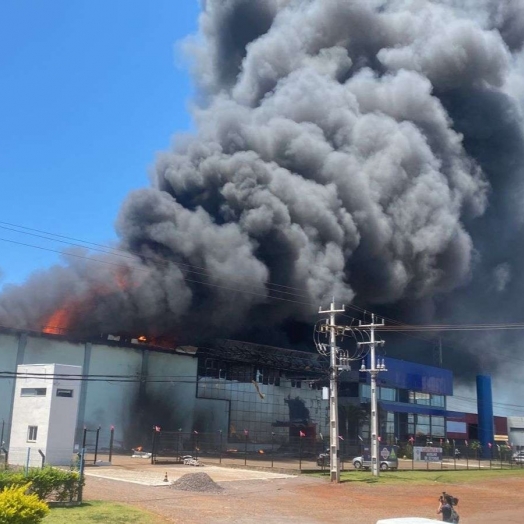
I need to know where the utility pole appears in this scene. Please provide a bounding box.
[318,300,345,483]
[359,314,387,477]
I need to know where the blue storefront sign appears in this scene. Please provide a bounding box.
[359,356,453,395]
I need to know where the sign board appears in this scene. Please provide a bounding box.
[363,445,398,462]
[414,446,443,462]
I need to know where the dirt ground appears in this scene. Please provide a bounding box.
[83,458,524,523]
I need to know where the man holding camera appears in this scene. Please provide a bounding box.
[437,493,459,523]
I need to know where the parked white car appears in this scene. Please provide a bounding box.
[353,455,398,471]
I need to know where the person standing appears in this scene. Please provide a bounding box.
[437,495,453,522]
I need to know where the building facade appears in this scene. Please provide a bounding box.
[0,326,490,454]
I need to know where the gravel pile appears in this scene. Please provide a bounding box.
[171,472,224,493]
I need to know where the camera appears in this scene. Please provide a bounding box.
[440,492,459,506]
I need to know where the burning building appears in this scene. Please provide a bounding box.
[1,326,470,452]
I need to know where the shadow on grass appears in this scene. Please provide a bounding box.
[312,471,380,484]
[51,503,94,511]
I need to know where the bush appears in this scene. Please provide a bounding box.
[27,468,82,502]
[0,467,83,502]
[0,483,49,524]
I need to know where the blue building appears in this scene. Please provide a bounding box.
[339,356,457,443]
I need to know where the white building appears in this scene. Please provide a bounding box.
[508,417,524,448]
[9,363,81,467]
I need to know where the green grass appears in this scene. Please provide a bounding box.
[308,467,524,485]
[43,501,163,523]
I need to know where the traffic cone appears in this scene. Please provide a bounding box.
[163,472,169,482]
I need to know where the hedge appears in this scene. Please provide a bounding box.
[0,467,83,502]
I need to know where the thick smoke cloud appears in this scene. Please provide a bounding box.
[2,0,524,377]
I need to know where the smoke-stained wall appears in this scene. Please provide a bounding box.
[198,377,328,440]
[0,333,20,440]
[0,331,200,448]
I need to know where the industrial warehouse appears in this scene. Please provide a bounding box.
[0,325,513,459]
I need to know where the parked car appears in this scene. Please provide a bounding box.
[353,455,398,471]
[512,451,524,463]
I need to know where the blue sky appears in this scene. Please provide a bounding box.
[0,0,201,288]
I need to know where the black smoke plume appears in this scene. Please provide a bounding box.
[2,0,524,383]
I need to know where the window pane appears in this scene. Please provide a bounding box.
[27,426,38,441]
[360,384,371,399]
[431,395,445,407]
[416,424,430,436]
[414,392,430,405]
[380,387,396,401]
[431,416,444,427]
[56,389,73,398]
[21,388,47,397]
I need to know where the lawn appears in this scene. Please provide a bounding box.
[43,501,164,523]
[310,467,524,485]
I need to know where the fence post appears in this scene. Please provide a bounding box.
[82,427,87,461]
[177,428,182,459]
[271,432,275,469]
[299,436,303,472]
[108,426,114,463]
[38,449,45,468]
[219,430,223,465]
[78,447,85,503]
[478,450,481,470]
[25,447,31,476]
[94,426,101,465]
[0,420,4,448]
[194,431,199,460]
[151,427,157,465]
[244,430,248,467]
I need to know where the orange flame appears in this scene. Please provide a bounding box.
[41,265,137,335]
[42,303,78,334]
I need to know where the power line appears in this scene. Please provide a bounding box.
[0,220,371,316]
[0,223,310,299]
[0,236,316,309]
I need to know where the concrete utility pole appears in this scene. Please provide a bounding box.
[318,300,345,483]
[359,314,387,477]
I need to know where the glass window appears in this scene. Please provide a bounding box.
[432,425,445,437]
[431,416,445,436]
[416,424,430,436]
[360,384,371,399]
[56,389,73,398]
[27,426,38,442]
[379,387,396,401]
[417,415,430,425]
[385,412,395,436]
[409,391,430,405]
[21,388,47,397]
[431,395,445,407]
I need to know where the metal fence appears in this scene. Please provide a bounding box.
[149,431,523,472]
